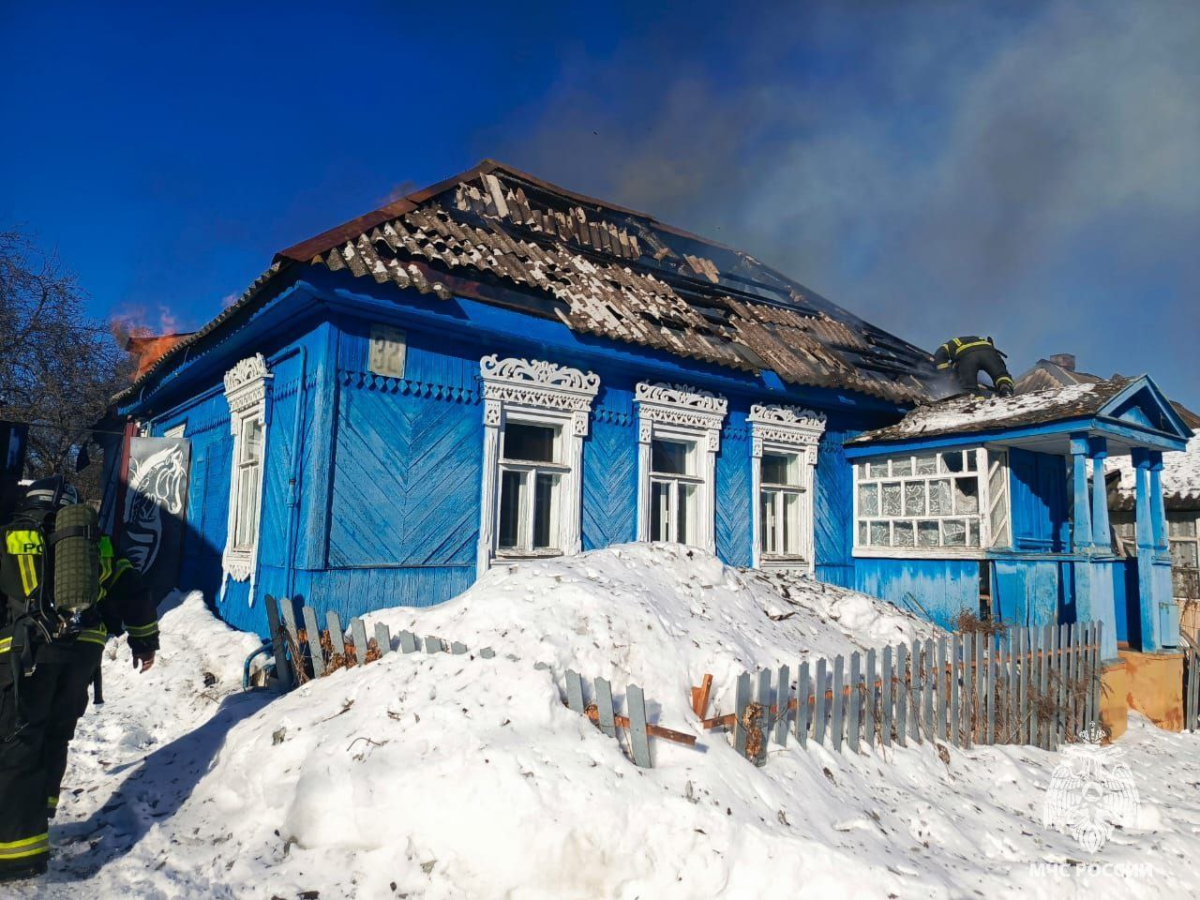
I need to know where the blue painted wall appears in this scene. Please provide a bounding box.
[1009,449,1070,552]
[854,558,980,630]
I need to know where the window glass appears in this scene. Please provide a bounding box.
[533,473,558,549]
[679,483,696,543]
[652,439,691,475]
[761,452,799,486]
[241,418,263,464]
[651,480,671,541]
[504,422,556,463]
[857,448,1002,552]
[497,470,524,549]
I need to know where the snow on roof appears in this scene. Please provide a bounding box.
[849,379,1127,445]
[1108,433,1200,508]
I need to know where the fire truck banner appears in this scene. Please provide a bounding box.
[119,436,191,601]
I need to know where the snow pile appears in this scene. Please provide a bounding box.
[20,547,1200,899]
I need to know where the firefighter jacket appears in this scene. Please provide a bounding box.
[0,518,158,656]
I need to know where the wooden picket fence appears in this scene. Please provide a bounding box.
[701,621,1106,763]
[264,594,495,689]
[562,669,696,768]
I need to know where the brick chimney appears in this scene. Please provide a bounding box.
[1048,353,1076,372]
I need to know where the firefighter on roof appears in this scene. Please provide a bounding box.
[0,476,158,883]
[933,335,1015,397]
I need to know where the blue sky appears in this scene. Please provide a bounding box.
[3,1,1197,407]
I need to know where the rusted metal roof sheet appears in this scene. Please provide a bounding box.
[125,161,940,405]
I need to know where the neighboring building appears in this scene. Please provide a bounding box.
[101,161,1192,673]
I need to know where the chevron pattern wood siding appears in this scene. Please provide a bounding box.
[716,416,752,567]
[815,429,854,569]
[582,409,637,551]
[259,357,302,570]
[329,379,482,567]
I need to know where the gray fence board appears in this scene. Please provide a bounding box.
[847,652,861,754]
[594,676,616,738]
[831,655,845,753]
[895,643,908,747]
[350,619,369,665]
[775,665,791,748]
[326,611,346,659]
[881,646,893,749]
[909,641,922,744]
[301,606,325,678]
[814,658,828,746]
[424,635,444,654]
[756,669,772,766]
[398,630,419,653]
[565,669,585,713]
[948,635,960,748]
[626,684,652,768]
[1187,648,1198,732]
[265,596,294,692]
[935,638,947,743]
[735,671,752,756]
[926,643,936,748]
[984,636,995,746]
[796,661,811,748]
[1055,624,1068,745]
[375,623,391,657]
[865,649,877,750]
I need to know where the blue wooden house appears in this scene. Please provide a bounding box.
[105,161,1191,673]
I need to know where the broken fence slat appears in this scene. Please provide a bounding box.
[398,630,419,653]
[451,641,468,655]
[479,647,496,659]
[961,631,973,747]
[594,676,616,738]
[301,605,326,678]
[351,618,370,666]
[265,595,294,692]
[425,635,443,654]
[626,684,652,768]
[375,622,391,657]
[565,669,585,714]
[922,638,935,744]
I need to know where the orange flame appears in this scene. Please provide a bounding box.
[110,306,192,380]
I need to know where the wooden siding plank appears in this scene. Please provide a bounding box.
[565,669,585,713]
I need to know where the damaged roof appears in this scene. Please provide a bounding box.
[121,160,937,405]
[848,380,1131,444]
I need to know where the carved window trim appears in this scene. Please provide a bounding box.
[748,404,826,572]
[477,355,600,574]
[635,382,728,553]
[223,353,272,583]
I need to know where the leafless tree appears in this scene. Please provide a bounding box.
[0,228,134,499]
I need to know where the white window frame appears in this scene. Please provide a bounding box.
[648,435,704,545]
[222,353,272,581]
[852,446,1011,558]
[477,355,599,573]
[749,404,826,572]
[635,382,727,553]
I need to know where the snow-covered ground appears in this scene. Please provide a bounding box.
[15,544,1200,899]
